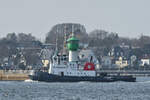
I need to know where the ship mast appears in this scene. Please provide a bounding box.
[55,26,58,55]
[63,25,67,54]
[72,24,74,36]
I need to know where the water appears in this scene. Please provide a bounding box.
[0,77,150,100]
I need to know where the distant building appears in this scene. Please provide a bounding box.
[115,57,129,68]
[140,58,150,66]
[40,48,53,68]
[17,40,42,49]
[20,54,27,66]
[119,43,130,49]
[108,44,130,59]
[79,43,89,49]
[130,55,137,66]
[101,56,112,67]
[42,60,49,67]
[108,46,124,57]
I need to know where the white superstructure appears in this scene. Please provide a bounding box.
[48,32,97,77]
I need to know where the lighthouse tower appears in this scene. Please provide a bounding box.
[67,33,79,62]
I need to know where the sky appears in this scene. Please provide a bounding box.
[0,0,150,41]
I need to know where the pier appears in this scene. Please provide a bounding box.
[96,70,150,77]
[0,70,30,81]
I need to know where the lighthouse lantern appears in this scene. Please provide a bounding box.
[67,36,79,62]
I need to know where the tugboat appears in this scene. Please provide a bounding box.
[29,30,136,82]
[29,31,117,82]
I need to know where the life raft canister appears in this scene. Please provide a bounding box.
[84,62,95,70]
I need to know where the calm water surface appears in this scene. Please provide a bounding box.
[0,77,150,100]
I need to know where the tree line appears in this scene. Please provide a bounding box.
[1,23,150,69]
[0,33,42,69]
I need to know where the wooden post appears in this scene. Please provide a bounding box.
[0,70,3,80]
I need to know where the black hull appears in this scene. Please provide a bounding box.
[29,71,136,82]
[29,72,115,82]
[111,75,136,82]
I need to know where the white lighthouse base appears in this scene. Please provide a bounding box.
[69,51,78,62]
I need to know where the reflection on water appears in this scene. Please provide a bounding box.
[0,77,150,100]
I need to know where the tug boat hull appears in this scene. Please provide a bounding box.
[29,71,136,82]
[29,71,116,82]
[111,75,136,82]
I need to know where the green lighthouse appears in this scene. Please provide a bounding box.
[67,35,79,62]
[67,36,79,51]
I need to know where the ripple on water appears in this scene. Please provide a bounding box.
[0,78,150,100]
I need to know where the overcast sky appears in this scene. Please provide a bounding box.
[0,0,150,40]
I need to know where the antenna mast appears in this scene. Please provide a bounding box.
[63,25,67,54]
[55,26,58,52]
[72,25,74,36]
